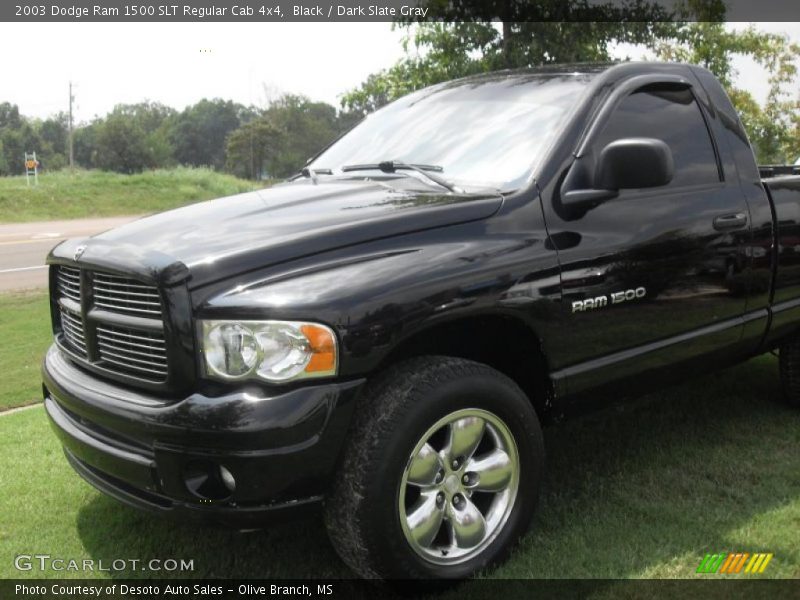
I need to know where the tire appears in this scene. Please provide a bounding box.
[324,356,545,580]
[779,336,800,408]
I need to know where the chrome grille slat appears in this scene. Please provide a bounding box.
[97,347,168,369]
[58,266,80,279]
[61,314,84,330]
[63,332,86,348]
[96,324,165,343]
[57,266,82,302]
[63,336,87,354]
[60,308,82,324]
[93,300,162,316]
[97,329,166,346]
[93,274,156,289]
[62,326,86,346]
[98,340,164,360]
[93,294,161,307]
[91,273,163,319]
[95,324,168,382]
[97,333,164,351]
[53,265,169,384]
[92,281,158,292]
[97,355,168,377]
[58,299,87,356]
[97,334,165,355]
[92,286,160,299]
[58,273,80,284]
[59,284,80,294]
[61,319,85,340]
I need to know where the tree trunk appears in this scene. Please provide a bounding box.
[502,21,512,68]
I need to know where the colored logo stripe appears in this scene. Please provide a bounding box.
[697,553,773,574]
[697,554,725,573]
[745,553,773,573]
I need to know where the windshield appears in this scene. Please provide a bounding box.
[309,72,594,192]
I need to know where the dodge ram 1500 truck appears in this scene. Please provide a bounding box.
[43,62,800,580]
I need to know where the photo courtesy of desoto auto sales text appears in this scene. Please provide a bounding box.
[0,0,799,598]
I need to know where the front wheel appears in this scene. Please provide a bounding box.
[324,356,544,579]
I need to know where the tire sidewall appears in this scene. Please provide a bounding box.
[358,368,543,580]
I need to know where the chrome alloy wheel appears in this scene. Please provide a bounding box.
[398,408,520,565]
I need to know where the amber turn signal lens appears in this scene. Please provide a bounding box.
[301,324,337,374]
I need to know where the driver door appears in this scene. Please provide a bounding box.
[544,82,751,398]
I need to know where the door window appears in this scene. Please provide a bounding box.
[595,84,720,188]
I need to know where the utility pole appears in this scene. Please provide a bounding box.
[68,81,75,171]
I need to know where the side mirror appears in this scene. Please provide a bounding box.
[596,137,674,190]
[562,138,674,209]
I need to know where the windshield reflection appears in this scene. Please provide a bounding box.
[310,73,594,192]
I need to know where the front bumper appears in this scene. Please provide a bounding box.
[42,344,364,527]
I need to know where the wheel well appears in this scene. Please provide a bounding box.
[378,315,553,419]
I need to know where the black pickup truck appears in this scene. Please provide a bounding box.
[43,62,800,580]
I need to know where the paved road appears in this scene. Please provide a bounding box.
[0,216,142,292]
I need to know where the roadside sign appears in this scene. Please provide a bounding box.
[24,152,39,186]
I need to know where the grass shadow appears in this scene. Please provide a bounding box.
[75,497,350,579]
[485,355,800,580]
[74,356,799,585]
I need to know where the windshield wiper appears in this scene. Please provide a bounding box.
[341,161,463,194]
[298,166,333,181]
[294,167,333,184]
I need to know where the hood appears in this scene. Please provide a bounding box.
[50,178,503,288]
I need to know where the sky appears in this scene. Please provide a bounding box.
[0,22,797,123]
[0,23,407,121]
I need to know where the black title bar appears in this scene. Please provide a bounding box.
[5,578,800,599]
[2,0,799,22]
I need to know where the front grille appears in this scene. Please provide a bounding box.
[59,305,87,357]
[53,265,169,384]
[57,265,81,303]
[96,324,168,380]
[92,272,162,318]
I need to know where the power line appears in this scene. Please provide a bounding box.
[68,81,75,171]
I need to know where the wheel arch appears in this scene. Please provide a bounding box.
[375,313,554,421]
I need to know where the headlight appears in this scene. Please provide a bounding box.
[201,320,337,382]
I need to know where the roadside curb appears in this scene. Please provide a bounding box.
[0,403,42,417]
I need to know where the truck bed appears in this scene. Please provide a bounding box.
[761,171,800,342]
[760,164,800,178]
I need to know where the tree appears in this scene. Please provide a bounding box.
[0,103,25,174]
[110,101,176,134]
[650,23,800,163]
[0,103,68,174]
[0,102,22,130]
[92,102,176,172]
[0,117,42,175]
[225,118,284,180]
[262,95,341,178]
[789,105,800,162]
[342,4,799,165]
[341,1,677,114]
[73,123,99,169]
[35,113,69,170]
[224,94,360,179]
[0,139,8,175]
[94,113,152,173]
[169,99,246,170]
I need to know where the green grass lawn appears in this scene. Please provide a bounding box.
[0,168,262,222]
[1,354,797,584]
[0,291,51,410]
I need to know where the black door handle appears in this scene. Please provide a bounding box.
[713,213,747,231]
